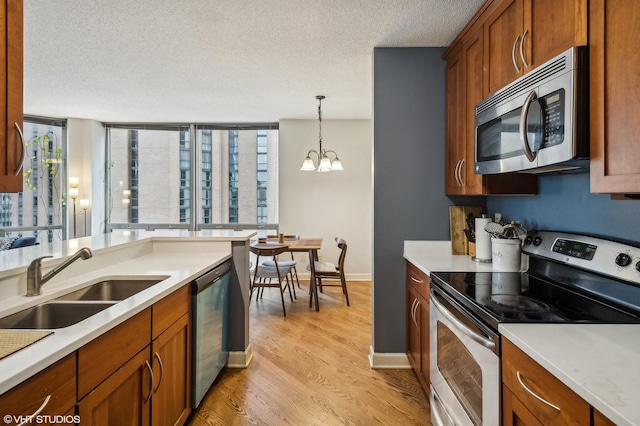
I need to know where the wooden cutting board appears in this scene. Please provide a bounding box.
[449,206,483,255]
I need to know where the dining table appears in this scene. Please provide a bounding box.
[253,237,323,311]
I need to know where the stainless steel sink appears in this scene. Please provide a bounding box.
[0,302,115,329]
[55,277,167,302]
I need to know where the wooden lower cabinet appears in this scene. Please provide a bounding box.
[78,348,152,426]
[77,284,192,426]
[502,338,592,425]
[406,261,430,394]
[0,354,76,425]
[151,312,192,426]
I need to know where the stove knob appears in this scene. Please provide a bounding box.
[533,237,542,246]
[615,253,632,267]
[636,261,640,273]
[524,236,533,245]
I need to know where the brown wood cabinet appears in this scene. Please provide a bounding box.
[444,22,537,196]
[0,0,24,193]
[78,284,192,426]
[0,353,76,425]
[78,347,152,426]
[483,0,587,96]
[406,261,430,394]
[589,0,640,195]
[443,0,588,196]
[502,338,590,425]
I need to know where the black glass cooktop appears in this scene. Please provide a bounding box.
[430,270,640,330]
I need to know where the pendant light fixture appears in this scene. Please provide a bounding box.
[300,95,344,172]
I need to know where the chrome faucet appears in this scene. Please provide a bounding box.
[26,247,93,296]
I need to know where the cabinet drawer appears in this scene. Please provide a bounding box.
[0,353,76,422]
[406,261,430,300]
[152,284,191,339]
[78,308,151,399]
[502,338,589,425]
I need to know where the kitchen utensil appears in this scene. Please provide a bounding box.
[464,228,475,243]
[501,221,527,239]
[484,222,505,238]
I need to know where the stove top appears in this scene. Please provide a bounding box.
[430,231,640,332]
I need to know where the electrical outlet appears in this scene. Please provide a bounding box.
[494,212,502,223]
[300,255,306,262]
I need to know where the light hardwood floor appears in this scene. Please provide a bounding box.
[187,280,432,425]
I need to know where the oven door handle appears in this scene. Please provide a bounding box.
[431,289,496,350]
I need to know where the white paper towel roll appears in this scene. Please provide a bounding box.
[474,217,492,261]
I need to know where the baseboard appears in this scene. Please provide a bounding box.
[368,345,412,369]
[227,344,253,368]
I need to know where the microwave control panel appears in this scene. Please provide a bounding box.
[541,89,565,148]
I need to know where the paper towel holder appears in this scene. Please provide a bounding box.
[472,214,493,263]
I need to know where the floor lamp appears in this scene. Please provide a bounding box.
[69,177,79,238]
[80,199,90,236]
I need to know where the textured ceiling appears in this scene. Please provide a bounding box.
[23,0,483,123]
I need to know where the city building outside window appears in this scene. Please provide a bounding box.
[0,117,67,243]
[107,124,278,231]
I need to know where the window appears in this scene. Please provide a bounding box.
[107,125,191,228]
[107,124,278,231]
[0,117,67,242]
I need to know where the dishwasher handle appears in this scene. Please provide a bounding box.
[194,260,232,293]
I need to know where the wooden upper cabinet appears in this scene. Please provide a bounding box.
[0,0,24,193]
[483,0,587,97]
[445,48,466,195]
[523,0,587,70]
[484,0,524,96]
[590,0,640,194]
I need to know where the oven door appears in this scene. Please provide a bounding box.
[430,286,500,426]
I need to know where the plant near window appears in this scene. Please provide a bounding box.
[22,129,67,227]
[23,132,65,203]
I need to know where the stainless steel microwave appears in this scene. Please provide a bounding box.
[474,46,589,174]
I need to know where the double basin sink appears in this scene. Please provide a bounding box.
[0,277,168,329]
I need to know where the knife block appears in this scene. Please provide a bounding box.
[449,206,482,255]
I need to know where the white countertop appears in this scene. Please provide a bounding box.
[0,230,256,395]
[501,324,640,426]
[405,240,640,426]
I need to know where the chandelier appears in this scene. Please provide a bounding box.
[300,95,344,172]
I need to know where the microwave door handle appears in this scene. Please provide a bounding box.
[519,90,538,162]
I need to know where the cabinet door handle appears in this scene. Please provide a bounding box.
[145,360,154,402]
[520,29,529,69]
[516,371,561,411]
[458,159,465,186]
[410,299,417,322]
[14,122,26,176]
[512,35,522,73]
[412,298,420,326]
[17,395,51,426]
[153,351,164,392]
[410,275,424,284]
[454,160,462,186]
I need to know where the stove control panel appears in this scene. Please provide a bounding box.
[523,231,640,285]
[552,239,597,260]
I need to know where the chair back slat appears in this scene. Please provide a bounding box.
[335,237,347,271]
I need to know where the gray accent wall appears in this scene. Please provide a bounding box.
[373,48,483,354]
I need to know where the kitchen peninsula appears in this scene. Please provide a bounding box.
[0,229,255,397]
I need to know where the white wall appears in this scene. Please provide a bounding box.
[279,119,372,280]
[67,118,106,237]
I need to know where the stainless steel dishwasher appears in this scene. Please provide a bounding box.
[192,259,232,408]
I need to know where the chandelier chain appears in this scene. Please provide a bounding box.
[317,96,323,152]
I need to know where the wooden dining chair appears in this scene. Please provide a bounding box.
[250,244,295,316]
[307,237,349,306]
[264,234,301,291]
